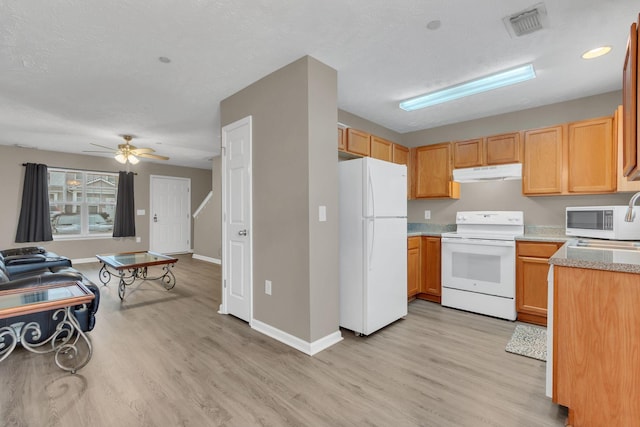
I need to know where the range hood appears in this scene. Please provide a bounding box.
[453,163,522,182]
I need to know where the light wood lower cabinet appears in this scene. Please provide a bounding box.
[407,236,441,302]
[554,265,640,426]
[515,241,563,326]
[419,236,441,303]
[407,237,420,298]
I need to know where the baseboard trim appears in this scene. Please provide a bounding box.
[251,319,342,356]
[192,254,221,264]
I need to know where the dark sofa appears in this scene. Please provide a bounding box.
[0,247,100,344]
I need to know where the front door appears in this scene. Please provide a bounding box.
[150,175,191,254]
[221,116,252,323]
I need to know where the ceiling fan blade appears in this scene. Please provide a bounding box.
[138,153,169,160]
[130,147,155,155]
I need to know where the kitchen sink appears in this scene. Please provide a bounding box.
[568,239,640,251]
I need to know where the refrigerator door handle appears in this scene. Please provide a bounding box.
[367,166,375,217]
[368,218,375,271]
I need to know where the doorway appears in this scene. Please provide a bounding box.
[220,116,253,323]
[149,175,191,254]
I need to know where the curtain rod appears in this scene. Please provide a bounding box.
[22,163,138,175]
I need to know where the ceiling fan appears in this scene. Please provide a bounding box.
[85,135,170,164]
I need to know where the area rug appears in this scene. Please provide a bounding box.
[505,324,547,361]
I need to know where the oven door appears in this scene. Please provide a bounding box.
[441,237,515,298]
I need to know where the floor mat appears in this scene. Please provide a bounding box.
[505,324,546,361]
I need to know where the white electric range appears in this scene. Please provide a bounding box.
[440,211,524,320]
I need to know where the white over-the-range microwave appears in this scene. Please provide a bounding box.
[566,206,640,240]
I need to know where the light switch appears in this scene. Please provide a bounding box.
[137,209,145,216]
[319,205,327,222]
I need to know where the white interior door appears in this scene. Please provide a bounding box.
[221,116,252,323]
[150,176,191,254]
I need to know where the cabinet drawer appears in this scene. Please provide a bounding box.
[408,236,420,250]
[517,241,562,258]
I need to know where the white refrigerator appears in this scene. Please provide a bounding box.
[339,157,408,335]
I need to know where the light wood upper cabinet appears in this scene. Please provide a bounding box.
[623,19,639,179]
[453,138,483,168]
[392,144,411,198]
[392,143,409,165]
[485,132,521,165]
[523,125,564,195]
[338,127,346,151]
[407,237,420,299]
[345,128,370,157]
[516,241,563,327]
[414,143,460,199]
[615,105,640,191]
[370,136,393,162]
[567,116,615,193]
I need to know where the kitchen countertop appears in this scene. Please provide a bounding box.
[550,239,640,274]
[516,226,569,242]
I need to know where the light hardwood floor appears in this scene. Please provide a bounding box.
[0,255,567,426]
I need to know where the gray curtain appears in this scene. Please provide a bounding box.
[113,171,136,237]
[15,163,53,242]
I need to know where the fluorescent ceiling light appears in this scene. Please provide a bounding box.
[581,46,611,59]
[399,64,537,111]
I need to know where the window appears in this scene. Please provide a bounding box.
[48,169,118,238]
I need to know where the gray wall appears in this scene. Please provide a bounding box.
[220,56,339,343]
[338,109,402,143]
[403,91,630,226]
[0,145,212,258]
[193,155,222,260]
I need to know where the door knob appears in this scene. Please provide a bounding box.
[238,229,247,236]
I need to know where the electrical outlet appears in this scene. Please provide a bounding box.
[136,237,141,243]
[265,280,272,295]
[424,210,431,220]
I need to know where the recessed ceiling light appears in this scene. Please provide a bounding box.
[426,20,441,30]
[399,64,536,111]
[158,56,171,63]
[581,46,612,59]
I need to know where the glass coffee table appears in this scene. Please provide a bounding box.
[0,281,95,373]
[96,251,178,300]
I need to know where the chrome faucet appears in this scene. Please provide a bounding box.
[625,192,640,222]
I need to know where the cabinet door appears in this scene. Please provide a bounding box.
[516,241,562,326]
[615,105,640,191]
[453,138,483,168]
[414,143,459,198]
[346,128,370,156]
[392,144,409,165]
[392,144,411,199]
[420,237,441,300]
[567,117,615,193]
[486,132,521,165]
[338,127,346,151]
[407,237,420,298]
[523,126,564,195]
[370,136,393,162]
[623,21,638,179]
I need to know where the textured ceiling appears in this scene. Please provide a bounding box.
[0,1,637,169]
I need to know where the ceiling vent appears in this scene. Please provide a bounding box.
[503,3,547,37]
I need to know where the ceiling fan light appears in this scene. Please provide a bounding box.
[115,153,127,164]
[128,155,140,165]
